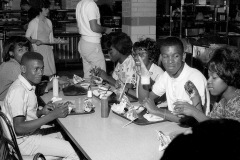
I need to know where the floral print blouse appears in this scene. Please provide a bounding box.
[112,55,137,87]
[208,89,240,121]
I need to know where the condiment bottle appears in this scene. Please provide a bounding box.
[87,86,93,102]
[53,76,59,97]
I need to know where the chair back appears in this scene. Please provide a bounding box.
[0,111,23,160]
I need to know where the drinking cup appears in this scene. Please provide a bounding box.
[75,98,84,113]
[101,96,109,118]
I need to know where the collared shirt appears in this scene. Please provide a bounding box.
[152,63,207,111]
[2,75,38,136]
[0,59,21,101]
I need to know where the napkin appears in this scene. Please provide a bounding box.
[156,131,171,151]
[51,97,63,103]
[143,113,164,122]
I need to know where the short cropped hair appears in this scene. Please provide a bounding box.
[160,36,184,54]
[133,38,160,64]
[109,32,133,56]
[208,46,240,88]
[3,36,32,62]
[21,52,43,65]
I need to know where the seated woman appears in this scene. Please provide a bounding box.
[0,36,69,104]
[99,32,137,93]
[128,38,164,98]
[174,46,240,122]
[133,38,164,85]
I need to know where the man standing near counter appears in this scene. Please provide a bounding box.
[76,0,112,78]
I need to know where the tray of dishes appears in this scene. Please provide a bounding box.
[111,103,166,125]
[69,108,95,115]
[57,100,95,115]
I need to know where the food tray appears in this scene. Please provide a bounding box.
[62,85,87,96]
[112,108,166,125]
[94,92,138,103]
[69,109,95,115]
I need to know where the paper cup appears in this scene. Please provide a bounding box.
[101,96,109,118]
[75,98,85,113]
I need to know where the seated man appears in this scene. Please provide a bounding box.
[0,36,69,107]
[138,37,208,123]
[1,52,79,159]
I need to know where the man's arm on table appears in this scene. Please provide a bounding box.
[13,105,68,136]
[138,80,180,123]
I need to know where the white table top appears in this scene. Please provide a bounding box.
[41,91,188,160]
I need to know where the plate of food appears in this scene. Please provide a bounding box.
[92,85,113,99]
[111,101,165,125]
[56,100,95,115]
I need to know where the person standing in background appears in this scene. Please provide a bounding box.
[25,0,58,77]
[76,0,112,78]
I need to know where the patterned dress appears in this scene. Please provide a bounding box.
[208,89,240,121]
[112,55,137,87]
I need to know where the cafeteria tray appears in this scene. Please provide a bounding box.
[69,109,95,115]
[94,92,138,103]
[62,85,87,96]
[112,108,166,125]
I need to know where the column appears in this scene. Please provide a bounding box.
[122,0,156,43]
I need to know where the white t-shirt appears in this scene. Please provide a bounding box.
[149,63,164,82]
[152,63,207,111]
[76,0,102,43]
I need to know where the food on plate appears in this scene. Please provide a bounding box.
[125,109,138,121]
[83,98,95,112]
[111,95,143,120]
[73,74,84,84]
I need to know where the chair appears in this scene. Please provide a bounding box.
[0,111,46,160]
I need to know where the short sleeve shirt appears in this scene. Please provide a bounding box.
[149,63,164,82]
[0,59,21,101]
[1,75,38,134]
[112,55,137,87]
[76,0,101,43]
[208,90,240,121]
[152,63,207,111]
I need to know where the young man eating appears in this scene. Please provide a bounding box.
[1,52,79,159]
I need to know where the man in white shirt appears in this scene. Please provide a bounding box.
[76,0,112,78]
[138,37,208,123]
[2,52,79,159]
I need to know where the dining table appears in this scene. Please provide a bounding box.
[41,89,189,160]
